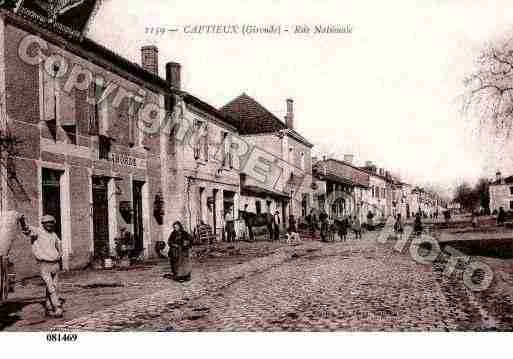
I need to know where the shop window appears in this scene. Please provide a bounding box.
[509,186,513,195]
[98,135,111,160]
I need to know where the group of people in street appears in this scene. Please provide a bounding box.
[309,209,363,242]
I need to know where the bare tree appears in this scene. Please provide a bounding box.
[464,38,513,137]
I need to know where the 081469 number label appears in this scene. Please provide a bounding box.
[46,333,78,343]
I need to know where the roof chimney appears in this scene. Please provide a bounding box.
[141,45,159,75]
[496,171,503,184]
[343,154,354,164]
[285,98,294,129]
[166,62,181,90]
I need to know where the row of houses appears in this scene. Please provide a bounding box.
[0,2,445,278]
[310,157,446,225]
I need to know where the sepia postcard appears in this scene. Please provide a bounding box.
[0,0,512,355]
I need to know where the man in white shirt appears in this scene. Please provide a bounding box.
[20,214,64,318]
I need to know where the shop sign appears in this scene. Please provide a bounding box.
[109,152,146,169]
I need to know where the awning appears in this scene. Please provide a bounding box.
[316,173,369,189]
[241,185,290,200]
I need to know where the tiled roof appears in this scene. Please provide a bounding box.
[220,93,285,133]
[174,90,237,131]
[314,159,370,188]
[220,93,313,147]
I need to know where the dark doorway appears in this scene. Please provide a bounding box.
[212,189,218,235]
[132,181,144,255]
[92,177,109,258]
[42,168,62,239]
[406,204,410,219]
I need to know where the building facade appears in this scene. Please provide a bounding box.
[489,171,513,213]
[163,76,240,239]
[221,94,314,226]
[311,157,370,223]
[0,6,170,277]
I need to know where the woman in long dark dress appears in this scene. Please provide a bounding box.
[167,221,192,282]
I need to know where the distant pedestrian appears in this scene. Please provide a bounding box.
[308,208,318,236]
[414,212,423,235]
[319,209,329,242]
[242,204,254,241]
[273,210,281,241]
[167,221,192,282]
[352,215,362,239]
[366,211,375,231]
[20,214,64,318]
[224,206,236,242]
[338,216,348,241]
[497,207,506,226]
[394,213,404,236]
[471,212,478,228]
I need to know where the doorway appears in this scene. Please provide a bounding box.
[42,168,63,239]
[132,181,144,255]
[92,177,109,258]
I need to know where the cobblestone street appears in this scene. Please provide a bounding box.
[15,228,505,332]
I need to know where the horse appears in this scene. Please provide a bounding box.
[241,212,274,241]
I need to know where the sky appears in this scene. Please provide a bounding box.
[88,0,513,198]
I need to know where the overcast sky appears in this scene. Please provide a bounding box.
[89,0,513,197]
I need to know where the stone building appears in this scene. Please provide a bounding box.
[488,171,513,213]
[360,162,392,220]
[220,93,314,225]
[311,156,369,222]
[0,3,170,277]
[163,63,240,239]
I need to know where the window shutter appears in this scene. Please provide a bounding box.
[203,124,209,161]
[88,82,99,135]
[42,71,56,122]
[97,85,109,137]
[192,120,201,159]
[59,87,76,127]
[128,98,136,146]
